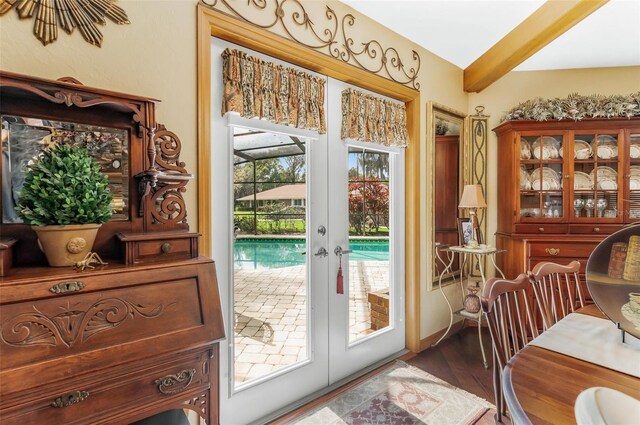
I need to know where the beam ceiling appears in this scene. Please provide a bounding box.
[463,0,609,93]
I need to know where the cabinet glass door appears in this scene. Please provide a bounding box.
[628,131,640,222]
[572,132,622,221]
[518,133,565,221]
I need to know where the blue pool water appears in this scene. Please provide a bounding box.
[234,238,389,270]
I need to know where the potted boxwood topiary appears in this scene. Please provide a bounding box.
[16,143,113,267]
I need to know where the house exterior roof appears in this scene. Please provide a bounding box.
[237,184,306,201]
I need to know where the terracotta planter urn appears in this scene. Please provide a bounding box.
[33,224,101,267]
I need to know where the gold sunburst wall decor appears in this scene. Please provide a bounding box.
[0,0,129,47]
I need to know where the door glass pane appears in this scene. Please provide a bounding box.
[573,133,619,219]
[232,128,310,386]
[348,147,391,342]
[519,135,563,219]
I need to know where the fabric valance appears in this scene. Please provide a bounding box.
[222,48,326,134]
[341,89,408,147]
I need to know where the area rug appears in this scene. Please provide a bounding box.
[290,361,493,425]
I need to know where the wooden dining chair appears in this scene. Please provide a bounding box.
[529,260,585,331]
[482,274,538,424]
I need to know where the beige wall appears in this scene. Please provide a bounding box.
[4,0,638,343]
[0,0,199,231]
[469,66,640,259]
[0,0,468,340]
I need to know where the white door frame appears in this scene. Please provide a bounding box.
[211,39,330,425]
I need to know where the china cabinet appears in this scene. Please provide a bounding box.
[0,72,224,424]
[494,118,640,289]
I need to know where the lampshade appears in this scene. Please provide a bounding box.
[459,184,487,208]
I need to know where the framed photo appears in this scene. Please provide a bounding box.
[457,217,482,246]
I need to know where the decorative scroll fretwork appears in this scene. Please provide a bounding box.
[155,368,196,395]
[136,124,191,226]
[0,0,130,47]
[201,0,421,90]
[1,298,168,348]
[466,106,489,244]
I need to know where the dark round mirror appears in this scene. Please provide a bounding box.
[586,224,640,340]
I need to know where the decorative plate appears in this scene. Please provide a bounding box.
[575,139,593,159]
[597,135,618,145]
[520,167,531,190]
[531,177,561,191]
[531,166,560,180]
[532,136,561,160]
[586,225,640,340]
[630,166,640,190]
[597,145,619,160]
[574,171,593,190]
[630,139,640,159]
[520,139,532,160]
[594,135,619,159]
[590,166,618,190]
[561,139,592,159]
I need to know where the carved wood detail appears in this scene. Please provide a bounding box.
[187,392,209,418]
[1,298,169,349]
[0,79,144,123]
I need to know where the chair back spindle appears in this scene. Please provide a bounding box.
[482,274,538,424]
[529,261,584,331]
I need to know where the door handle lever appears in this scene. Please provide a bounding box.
[334,246,352,256]
[314,247,328,257]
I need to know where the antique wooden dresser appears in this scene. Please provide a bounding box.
[0,72,224,424]
[494,118,640,295]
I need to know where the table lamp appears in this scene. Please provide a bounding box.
[459,184,486,248]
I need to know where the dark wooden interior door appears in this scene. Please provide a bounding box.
[435,135,460,277]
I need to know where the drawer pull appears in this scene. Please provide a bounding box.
[538,227,544,232]
[594,227,600,232]
[155,368,196,395]
[51,390,90,408]
[545,248,560,256]
[49,281,85,294]
[161,242,172,253]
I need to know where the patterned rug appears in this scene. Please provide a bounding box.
[290,361,492,425]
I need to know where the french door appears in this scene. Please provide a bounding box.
[211,39,405,425]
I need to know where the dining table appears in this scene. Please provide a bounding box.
[503,304,640,424]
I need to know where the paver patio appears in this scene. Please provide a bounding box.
[233,260,389,384]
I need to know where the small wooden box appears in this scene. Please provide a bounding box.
[117,231,200,265]
[0,238,17,277]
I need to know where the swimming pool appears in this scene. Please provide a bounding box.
[234,238,389,270]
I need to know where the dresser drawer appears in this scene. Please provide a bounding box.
[0,349,212,425]
[569,224,620,235]
[0,261,224,396]
[528,242,597,259]
[515,224,568,234]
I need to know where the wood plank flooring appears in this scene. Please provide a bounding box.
[408,327,506,425]
[273,327,510,424]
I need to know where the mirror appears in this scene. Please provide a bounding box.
[1,115,129,223]
[428,103,467,286]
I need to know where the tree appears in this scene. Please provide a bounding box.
[348,177,389,235]
[283,155,305,182]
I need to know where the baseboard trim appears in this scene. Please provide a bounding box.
[419,320,465,352]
